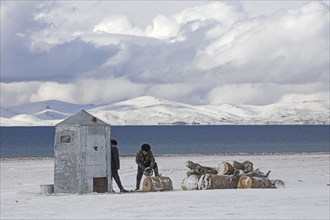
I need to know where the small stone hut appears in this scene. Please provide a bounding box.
[54,110,112,194]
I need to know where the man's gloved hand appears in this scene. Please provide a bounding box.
[143,167,153,177]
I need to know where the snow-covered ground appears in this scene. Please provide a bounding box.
[1,153,329,219]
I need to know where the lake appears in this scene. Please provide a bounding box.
[0,125,329,158]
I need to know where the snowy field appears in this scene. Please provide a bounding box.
[1,153,329,220]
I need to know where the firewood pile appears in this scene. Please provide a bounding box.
[181,160,285,190]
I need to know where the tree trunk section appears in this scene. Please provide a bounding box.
[181,175,199,190]
[237,176,274,189]
[233,160,254,173]
[142,176,173,192]
[271,179,286,188]
[218,162,239,175]
[242,161,254,173]
[198,174,238,190]
[186,161,218,176]
[233,161,244,170]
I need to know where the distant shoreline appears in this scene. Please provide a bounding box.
[1,151,329,161]
[1,124,330,127]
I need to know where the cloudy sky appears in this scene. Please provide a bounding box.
[1,1,329,107]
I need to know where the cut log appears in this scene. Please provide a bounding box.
[181,175,199,190]
[186,161,218,175]
[217,162,239,175]
[198,174,238,190]
[142,176,173,192]
[233,161,244,170]
[244,169,271,178]
[237,176,274,189]
[242,161,254,173]
[271,179,286,188]
[187,170,199,177]
[232,160,254,173]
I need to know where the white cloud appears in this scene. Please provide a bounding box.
[206,82,329,105]
[1,1,329,107]
[278,92,330,104]
[29,82,76,103]
[1,82,42,106]
[207,83,278,105]
[147,83,195,101]
[145,14,180,39]
[71,78,145,104]
[195,1,329,72]
[1,78,145,106]
[93,15,144,36]
[174,2,245,25]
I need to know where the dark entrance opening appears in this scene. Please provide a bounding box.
[93,177,108,193]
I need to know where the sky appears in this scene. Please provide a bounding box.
[1,1,329,107]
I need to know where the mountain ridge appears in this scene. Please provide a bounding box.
[1,96,329,126]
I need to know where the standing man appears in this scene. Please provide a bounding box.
[135,143,159,191]
[111,139,128,193]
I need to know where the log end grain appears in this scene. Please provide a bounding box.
[237,176,253,189]
[181,175,199,190]
[218,162,235,175]
[143,177,154,192]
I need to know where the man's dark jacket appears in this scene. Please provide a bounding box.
[135,150,155,169]
[111,146,120,170]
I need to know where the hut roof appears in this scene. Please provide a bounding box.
[56,110,110,127]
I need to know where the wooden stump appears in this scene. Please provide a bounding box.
[181,175,199,190]
[271,179,286,188]
[245,169,271,178]
[187,170,199,177]
[218,162,238,175]
[237,176,274,189]
[233,161,244,170]
[186,161,218,175]
[242,161,254,173]
[198,174,237,190]
[233,161,254,173]
[143,176,173,192]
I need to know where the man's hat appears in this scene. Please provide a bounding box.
[141,143,151,152]
[111,139,118,145]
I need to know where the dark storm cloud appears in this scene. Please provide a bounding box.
[2,39,118,83]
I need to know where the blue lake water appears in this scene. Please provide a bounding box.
[0,125,329,158]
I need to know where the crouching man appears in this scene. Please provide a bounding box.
[135,143,159,191]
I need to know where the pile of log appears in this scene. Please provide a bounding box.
[181,160,285,190]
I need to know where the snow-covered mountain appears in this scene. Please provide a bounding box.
[0,96,329,126]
